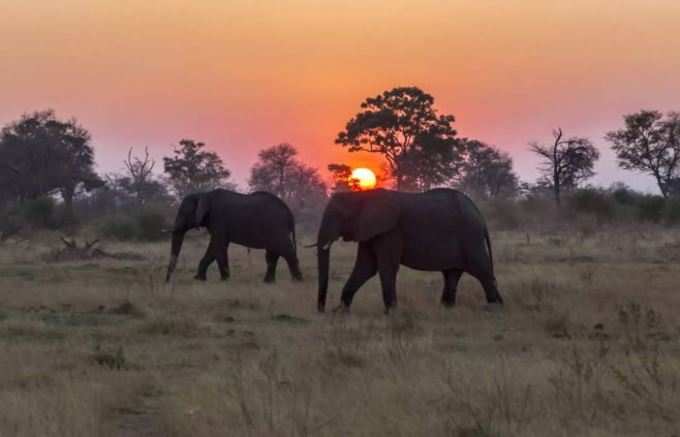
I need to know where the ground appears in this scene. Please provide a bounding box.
[0,228,679,436]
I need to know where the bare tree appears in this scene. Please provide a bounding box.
[123,147,156,205]
[529,128,600,205]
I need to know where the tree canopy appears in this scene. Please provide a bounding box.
[249,143,327,214]
[335,87,463,190]
[163,139,233,198]
[0,109,103,220]
[606,110,680,198]
[459,140,519,199]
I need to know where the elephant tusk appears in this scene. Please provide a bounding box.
[304,243,318,248]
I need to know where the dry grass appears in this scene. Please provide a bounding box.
[0,228,679,436]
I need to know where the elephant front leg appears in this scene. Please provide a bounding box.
[339,244,377,310]
[375,233,402,314]
[195,243,215,281]
[441,269,463,307]
[211,236,230,281]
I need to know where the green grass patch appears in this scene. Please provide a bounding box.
[271,313,310,325]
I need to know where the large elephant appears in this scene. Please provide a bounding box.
[165,189,303,283]
[315,188,503,313]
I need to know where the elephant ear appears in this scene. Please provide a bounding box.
[356,193,400,242]
[195,194,211,227]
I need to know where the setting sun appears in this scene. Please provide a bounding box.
[350,168,377,190]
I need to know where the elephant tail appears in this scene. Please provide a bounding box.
[484,227,495,279]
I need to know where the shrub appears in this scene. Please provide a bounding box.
[97,208,170,241]
[98,215,138,241]
[568,188,615,223]
[19,197,55,228]
[662,198,680,225]
[483,199,522,230]
[136,209,168,241]
[635,195,665,223]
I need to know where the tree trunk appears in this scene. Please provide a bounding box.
[62,186,75,224]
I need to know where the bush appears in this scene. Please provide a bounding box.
[136,209,168,241]
[482,199,522,230]
[19,197,56,228]
[662,198,680,225]
[98,216,138,241]
[635,195,665,223]
[97,208,170,241]
[568,189,615,223]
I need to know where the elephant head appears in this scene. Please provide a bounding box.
[316,189,400,312]
[165,192,211,282]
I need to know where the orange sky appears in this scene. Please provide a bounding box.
[2,1,680,191]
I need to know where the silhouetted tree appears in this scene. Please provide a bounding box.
[529,128,599,205]
[249,144,327,215]
[327,163,360,192]
[0,110,103,221]
[459,140,519,199]
[249,144,298,198]
[121,147,160,205]
[336,87,462,190]
[163,139,233,198]
[605,110,680,198]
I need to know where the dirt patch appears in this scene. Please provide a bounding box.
[42,237,145,263]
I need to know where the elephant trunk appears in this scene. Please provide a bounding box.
[316,211,340,312]
[165,230,186,282]
[317,247,330,312]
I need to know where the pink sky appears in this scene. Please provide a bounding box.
[2,1,680,192]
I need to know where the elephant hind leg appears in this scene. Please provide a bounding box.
[284,254,303,281]
[279,241,303,281]
[465,243,503,304]
[264,250,279,283]
[467,269,502,304]
[441,269,463,307]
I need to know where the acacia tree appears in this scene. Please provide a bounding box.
[0,110,103,221]
[163,139,233,198]
[529,128,600,205]
[335,87,462,191]
[459,140,519,199]
[605,110,680,198]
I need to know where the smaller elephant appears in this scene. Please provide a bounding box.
[315,188,502,313]
[165,189,303,283]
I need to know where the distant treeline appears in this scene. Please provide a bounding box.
[1,86,679,240]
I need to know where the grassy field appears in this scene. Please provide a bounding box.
[0,227,679,436]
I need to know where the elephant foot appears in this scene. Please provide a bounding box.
[292,272,303,282]
[482,302,503,313]
[220,274,230,281]
[441,299,456,308]
[194,274,207,281]
[441,295,456,308]
[383,303,398,315]
[263,275,276,284]
[332,303,350,314]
